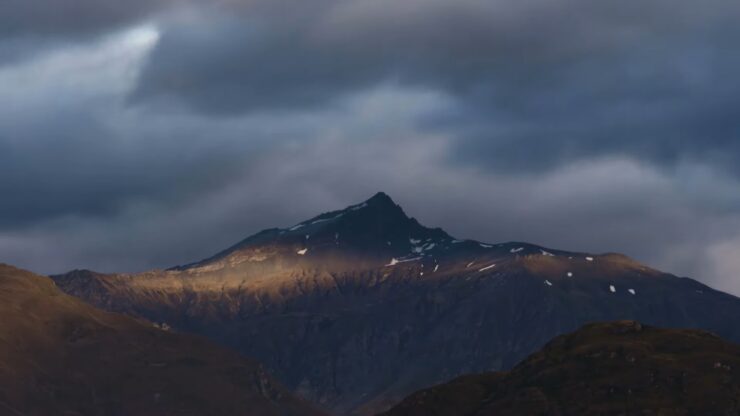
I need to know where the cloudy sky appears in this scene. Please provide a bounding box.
[2,0,740,295]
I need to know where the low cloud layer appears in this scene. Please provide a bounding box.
[1,0,740,296]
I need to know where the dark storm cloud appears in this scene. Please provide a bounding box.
[0,130,247,229]
[130,0,740,174]
[0,27,280,229]
[0,0,169,38]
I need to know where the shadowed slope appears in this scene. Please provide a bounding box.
[0,264,324,416]
[382,321,740,415]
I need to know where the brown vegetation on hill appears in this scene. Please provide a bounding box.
[0,264,324,416]
[382,321,740,415]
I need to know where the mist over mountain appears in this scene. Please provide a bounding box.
[3,0,740,298]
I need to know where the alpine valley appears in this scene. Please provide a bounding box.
[52,192,740,415]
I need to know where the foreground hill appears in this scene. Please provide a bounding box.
[382,321,740,415]
[0,264,323,416]
[53,192,740,414]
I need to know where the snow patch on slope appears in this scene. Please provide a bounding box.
[386,257,422,266]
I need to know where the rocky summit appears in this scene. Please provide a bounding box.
[53,192,740,415]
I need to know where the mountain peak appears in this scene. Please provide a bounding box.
[173,192,450,269]
[339,191,404,218]
[276,191,445,253]
[365,191,396,206]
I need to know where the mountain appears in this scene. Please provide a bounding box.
[0,264,323,416]
[382,320,740,415]
[52,192,740,414]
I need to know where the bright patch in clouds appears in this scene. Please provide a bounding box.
[0,24,159,104]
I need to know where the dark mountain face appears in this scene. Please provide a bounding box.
[169,192,453,272]
[52,193,740,415]
[0,264,323,416]
[382,321,740,416]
